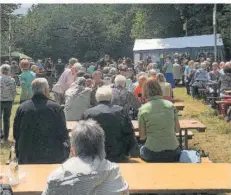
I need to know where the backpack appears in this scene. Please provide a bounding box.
[179,150,201,163]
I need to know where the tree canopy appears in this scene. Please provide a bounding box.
[3,4,231,61]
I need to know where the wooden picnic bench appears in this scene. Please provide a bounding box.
[1,163,231,194]
[132,119,206,150]
[224,90,231,95]
[215,100,231,116]
[174,102,185,111]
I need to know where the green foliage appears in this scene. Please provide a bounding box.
[8,4,231,61]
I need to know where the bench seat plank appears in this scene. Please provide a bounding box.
[2,164,230,194]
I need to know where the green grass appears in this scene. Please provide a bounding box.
[0,87,231,164]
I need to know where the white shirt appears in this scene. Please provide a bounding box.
[42,157,129,195]
[52,69,76,94]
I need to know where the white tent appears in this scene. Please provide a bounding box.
[133,34,225,64]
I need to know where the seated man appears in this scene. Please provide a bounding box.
[82,86,138,162]
[42,119,129,195]
[13,78,69,164]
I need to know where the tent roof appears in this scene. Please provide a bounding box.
[10,51,32,59]
[133,34,224,51]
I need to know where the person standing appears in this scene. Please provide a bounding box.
[55,58,65,81]
[52,63,82,105]
[162,56,175,89]
[13,78,69,164]
[172,59,182,85]
[44,58,55,90]
[19,59,36,104]
[0,64,17,141]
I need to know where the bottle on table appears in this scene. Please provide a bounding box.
[8,146,19,186]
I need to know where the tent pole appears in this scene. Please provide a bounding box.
[213,4,217,62]
[8,16,12,62]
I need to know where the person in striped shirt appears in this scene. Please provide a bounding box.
[42,119,129,195]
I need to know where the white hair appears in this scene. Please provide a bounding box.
[72,62,82,71]
[136,71,146,80]
[0,64,11,75]
[200,62,207,69]
[95,86,112,102]
[71,119,106,160]
[31,78,49,95]
[114,75,126,87]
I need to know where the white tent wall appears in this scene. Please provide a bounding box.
[133,34,225,65]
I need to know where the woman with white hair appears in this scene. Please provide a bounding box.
[52,62,82,104]
[82,86,138,162]
[42,119,129,195]
[0,64,17,141]
[111,75,140,116]
[64,77,91,121]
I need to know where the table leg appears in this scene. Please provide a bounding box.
[184,129,188,149]
[179,129,183,149]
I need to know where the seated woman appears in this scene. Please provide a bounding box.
[138,79,181,162]
[134,75,147,104]
[219,66,231,97]
[156,73,173,102]
[191,62,209,99]
[64,77,91,121]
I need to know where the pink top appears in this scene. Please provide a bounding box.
[52,69,76,94]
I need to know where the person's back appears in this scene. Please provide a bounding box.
[172,63,182,80]
[159,82,171,97]
[139,98,178,153]
[42,120,129,195]
[64,88,92,121]
[13,78,69,164]
[42,157,128,195]
[219,72,231,94]
[19,70,35,103]
[83,103,130,162]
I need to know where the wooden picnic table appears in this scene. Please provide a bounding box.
[1,163,231,194]
[132,119,206,149]
[174,102,185,111]
[224,90,231,95]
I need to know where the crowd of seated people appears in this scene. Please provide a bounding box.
[1,54,231,193]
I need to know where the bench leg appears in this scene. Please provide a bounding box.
[184,129,188,149]
[179,129,183,149]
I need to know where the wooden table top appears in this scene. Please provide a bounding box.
[224,90,231,94]
[215,100,231,104]
[132,119,206,132]
[1,163,231,194]
[174,103,185,110]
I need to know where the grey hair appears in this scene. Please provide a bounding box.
[109,68,117,75]
[157,73,166,82]
[200,62,206,69]
[149,69,157,77]
[136,71,146,80]
[69,58,78,66]
[72,63,82,71]
[76,77,86,86]
[0,64,11,75]
[95,86,112,102]
[114,75,126,87]
[31,78,49,95]
[70,119,106,160]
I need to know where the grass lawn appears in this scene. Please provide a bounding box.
[0,87,231,165]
